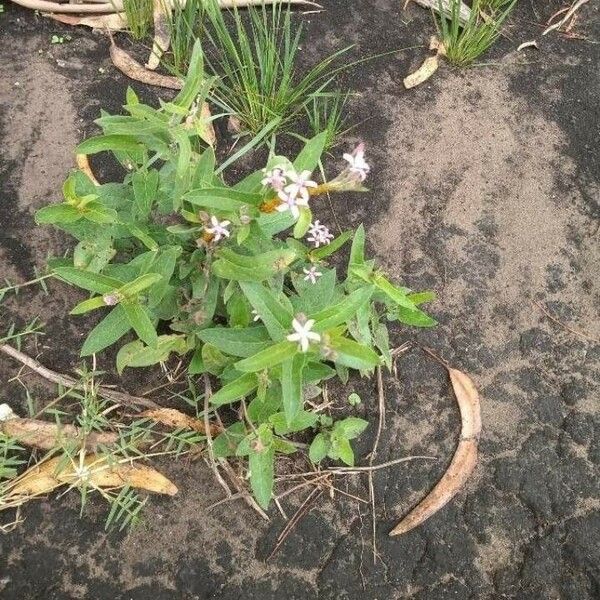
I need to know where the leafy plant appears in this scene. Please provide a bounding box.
[306,91,352,152]
[435,0,516,67]
[161,0,205,75]
[123,0,153,41]
[200,0,352,137]
[35,42,436,510]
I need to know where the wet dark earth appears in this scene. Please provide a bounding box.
[1,1,599,598]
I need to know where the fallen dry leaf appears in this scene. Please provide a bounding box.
[390,366,481,536]
[517,40,539,51]
[404,56,440,89]
[44,12,128,31]
[140,407,221,436]
[10,0,124,13]
[7,455,177,498]
[147,0,172,70]
[76,153,100,186]
[408,0,471,24]
[110,39,183,90]
[0,418,118,452]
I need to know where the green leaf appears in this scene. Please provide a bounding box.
[212,248,296,282]
[173,40,207,109]
[328,336,380,370]
[309,433,330,464]
[210,372,258,406]
[70,295,107,315]
[313,286,374,332]
[334,417,368,440]
[249,447,274,510]
[269,410,318,436]
[310,230,352,260]
[201,343,232,376]
[234,341,297,373]
[196,326,271,358]
[76,134,142,156]
[291,268,337,314]
[35,203,81,224]
[349,224,366,266]
[212,422,246,458]
[126,223,159,251]
[81,202,118,224]
[388,305,437,327]
[121,302,157,347]
[293,207,312,239]
[293,131,327,173]
[192,147,216,188]
[119,273,162,298]
[332,436,355,466]
[184,187,262,211]
[281,354,305,425]
[132,169,159,217]
[81,305,131,356]
[239,281,293,341]
[54,267,124,294]
[116,335,186,374]
[372,273,419,311]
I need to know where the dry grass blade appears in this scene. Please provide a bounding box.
[140,407,222,436]
[0,343,159,410]
[0,416,118,451]
[390,364,481,536]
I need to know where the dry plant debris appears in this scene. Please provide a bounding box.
[140,407,222,437]
[542,0,589,36]
[406,0,471,23]
[390,358,481,536]
[404,36,446,89]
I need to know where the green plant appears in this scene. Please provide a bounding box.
[435,0,516,67]
[306,91,351,152]
[51,34,72,45]
[161,0,205,75]
[35,43,436,510]
[200,0,352,137]
[123,0,153,41]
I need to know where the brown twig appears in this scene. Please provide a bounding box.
[543,0,589,35]
[0,344,159,410]
[534,301,599,344]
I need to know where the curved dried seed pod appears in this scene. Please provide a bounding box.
[390,367,481,536]
[76,153,100,186]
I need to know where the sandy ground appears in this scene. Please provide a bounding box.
[0,1,599,598]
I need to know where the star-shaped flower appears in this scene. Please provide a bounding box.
[205,215,231,242]
[276,189,308,220]
[284,169,317,204]
[261,166,287,191]
[303,266,322,284]
[306,220,334,248]
[286,316,321,353]
[342,143,370,182]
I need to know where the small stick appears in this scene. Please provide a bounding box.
[543,0,589,35]
[328,455,438,474]
[534,301,599,343]
[0,344,158,410]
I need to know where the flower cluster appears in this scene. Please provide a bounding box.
[261,166,317,220]
[306,220,333,248]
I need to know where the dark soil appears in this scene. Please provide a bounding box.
[1,1,599,598]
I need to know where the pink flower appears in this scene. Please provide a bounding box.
[205,215,231,242]
[342,143,370,182]
[261,166,287,191]
[284,170,317,204]
[303,266,322,284]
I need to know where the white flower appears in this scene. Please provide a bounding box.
[252,309,261,322]
[343,143,370,182]
[261,166,287,191]
[102,292,121,306]
[275,189,308,220]
[303,266,322,285]
[284,169,317,204]
[286,316,321,353]
[205,215,231,242]
[306,220,334,248]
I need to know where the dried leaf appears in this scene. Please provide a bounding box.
[147,0,172,70]
[0,418,118,451]
[517,40,539,51]
[140,407,221,436]
[76,153,100,186]
[11,0,124,14]
[44,12,128,31]
[409,0,471,24]
[110,40,183,90]
[390,366,481,536]
[8,455,177,498]
[404,55,440,89]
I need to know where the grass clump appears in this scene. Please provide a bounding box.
[200,0,352,137]
[123,0,153,41]
[436,0,516,67]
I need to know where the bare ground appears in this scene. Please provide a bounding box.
[0,1,599,598]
